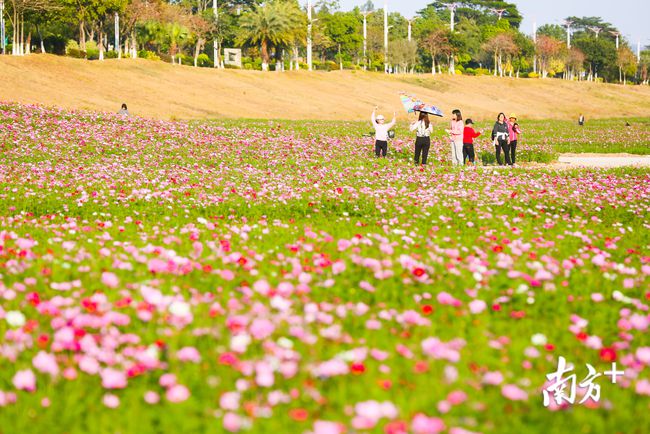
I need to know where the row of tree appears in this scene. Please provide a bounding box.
[1,0,649,83]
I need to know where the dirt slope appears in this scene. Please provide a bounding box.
[1,54,649,121]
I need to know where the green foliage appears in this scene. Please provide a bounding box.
[65,40,84,58]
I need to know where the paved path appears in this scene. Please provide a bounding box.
[557,154,650,168]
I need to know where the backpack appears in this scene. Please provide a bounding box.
[388,130,396,139]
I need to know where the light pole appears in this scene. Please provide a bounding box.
[406,17,417,42]
[492,8,507,21]
[213,0,222,68]
[114,12,120,58]
[384,0,389,73]
[610,31,620,49]
[587,26,601,38]
[533,19,537,74]
[361,11,371,70]
[447,3,458,74]
[307,0,313,71]
[563,20,573,49]
[638,40,642,63]
[0,0,5,55]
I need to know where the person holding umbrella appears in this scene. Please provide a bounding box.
[410,112,434,165]
[371,106,397,158]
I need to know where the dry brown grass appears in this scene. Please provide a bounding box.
[1,54,649,121]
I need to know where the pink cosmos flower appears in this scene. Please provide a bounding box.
[101,272,119,288]
[166,384,190,403]
[101,368,127,389]
[32,351,59,377]
[249,318,275,340]
[501,384,528,401]
[177,347,202,363]
[103,393,120,408]
[223,412,242,432]
[636,347,650,364]
[144,391,160,404]
[220,391,240,411]
[468,299,486,314]
[13,369,36,392]
[411,413,446,434]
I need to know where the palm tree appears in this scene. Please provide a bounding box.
[237,0,305,71]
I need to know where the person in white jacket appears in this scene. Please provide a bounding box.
[371,107,396,158]
[409,112,434,165]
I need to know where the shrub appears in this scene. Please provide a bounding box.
[65,40,83,58]
[137,50,161,61]
[105,50,118,59]
[197,53,211,67]
[464,67,476,76]
[527,72,539,79]
[85,41,99,60]
[474,68,490,76]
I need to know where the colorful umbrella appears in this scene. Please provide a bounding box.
[399,92,444,117]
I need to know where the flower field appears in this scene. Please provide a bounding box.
[0,103,649,434]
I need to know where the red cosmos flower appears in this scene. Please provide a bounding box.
[74,328,86,339]
[115,297,132,308]
[37,334,50,349]
[492,245,503,253]
[81,299,98,313]
[510,311,526,319]
[377,379,392,390]
[288,408,309,421]
[600,347,617,362]
[202,264,213,273]
[576,332,588,341]
[492,304,501,312]
[421,305,434,315]
[413,268,425,277]
[384,420,408,434]
[544,344,555,351]
[27,292,40,306]
[413,361,429,374]
[351,362,366,375]
[155,339,166,349]
[23,319,39,333]
[219,352,238,366]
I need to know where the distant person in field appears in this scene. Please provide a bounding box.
[492,112,512,166]
[446,109,464,166]
[578,113,585,126]
[118,103,130,116]
[410,112,433,165]
[371,106,396,158]
[508,114,522,165]
[462,119,481,166]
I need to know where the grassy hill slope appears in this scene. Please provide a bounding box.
[1,54,649,121]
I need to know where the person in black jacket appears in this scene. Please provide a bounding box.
[491,113,512,166]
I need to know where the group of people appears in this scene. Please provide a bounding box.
[371,107,522,167]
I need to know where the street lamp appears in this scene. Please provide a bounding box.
[307,0,314,71]
[361,10,372,70]
[384,0,389,73]
[533,19,537,74]
[587,26,601,38]
[406,17,418,42]
[610,31,620,49]
[492,8,507,21]
[563,19,573,49]
[447,3,459,74]
[0,0,5,55]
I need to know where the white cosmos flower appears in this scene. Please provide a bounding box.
[531,333,547,346]
[6,311,26,328]
[168,301,191,318]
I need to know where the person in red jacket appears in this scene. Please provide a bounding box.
[462,119,481,166]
